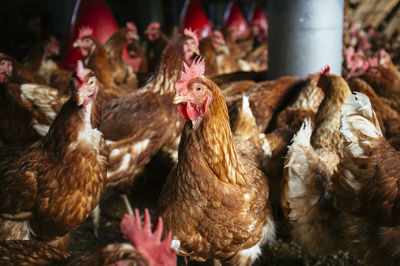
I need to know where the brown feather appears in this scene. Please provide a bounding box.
[159,76,274,264]
[0,90,107,247]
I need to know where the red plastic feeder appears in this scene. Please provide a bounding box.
[248,3,268,33]
[180,0,212,39]
[59,0,119,70]
[223,1,250,40]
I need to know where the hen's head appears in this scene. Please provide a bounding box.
[211,30,225,50]
[73,26,96,57]
[174,57,213,129]
[183,28,200,66]
[0,58,12,83]
[73,60,98,107]
[44,36,60,58]
[120,209,176,266]
[145,22,161,41]
[126,22,139,44]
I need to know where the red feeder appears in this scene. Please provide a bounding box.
[248,3,268,33]
[59,0,119,70]
[223,1,250,40]
[180,0,212,39]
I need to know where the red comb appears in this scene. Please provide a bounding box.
[175,56,205,93]
[76,60,86,82]
[78,26,93,40]
[120,209,176,266]
[184,28,199,48]
[318,65,330,80]
[317,65,330,89]
[126,21,137,34]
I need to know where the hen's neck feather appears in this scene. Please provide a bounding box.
[311,77,352,170]
[143,35,187,95]
[143,66,178,95]
[86,38,115,86]
[105,28,127,55]
[179,81,246,185]
[41,98,100,158]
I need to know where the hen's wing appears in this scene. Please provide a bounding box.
[0,143,39,217]
[18,83,68,136]
[229,77,302,133]
[100,91,178,185]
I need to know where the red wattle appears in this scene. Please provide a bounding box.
[177,103,190,121]
[177,102,200,122]
[80,48,88,57]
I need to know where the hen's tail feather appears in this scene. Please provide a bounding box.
[283,119,342,255]
[231,94,259,140]
[341,92,383,157]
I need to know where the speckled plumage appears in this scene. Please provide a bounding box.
[329,92,400,265]
[282,73,352,256]
[99,34,193,189]
[0,73,108,248]
[159,75,274,265]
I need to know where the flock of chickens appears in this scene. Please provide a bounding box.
[0,3,400,265]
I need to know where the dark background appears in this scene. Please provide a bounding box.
[0,0,268,60]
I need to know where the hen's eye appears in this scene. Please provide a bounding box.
[194,86,202,93]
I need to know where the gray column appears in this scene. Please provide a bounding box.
[267,0,344,78]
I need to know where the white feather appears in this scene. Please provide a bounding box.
[238,218,275,264]
[341,92,383,157]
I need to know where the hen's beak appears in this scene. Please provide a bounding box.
[76,87,93,106]
[73,41,79,48]
[173,95,187,104]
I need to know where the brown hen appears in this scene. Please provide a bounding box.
[158,58,274,265]
[0,61,108,249]
[329,92,400,265]
[98,32,199,222]
[281,69,351,262]
[349,77,400,149]
[104,22,139,87]
[73,27,132,100]
[0,54,68,143]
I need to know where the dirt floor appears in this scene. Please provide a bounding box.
[68,154,363,266]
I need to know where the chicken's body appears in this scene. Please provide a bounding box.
[199,32,239,77]
[281,72,351,257]
[0,63,107,249]
[228,76,302,133]
[329,92,400,265]
[159,58,274,265]
[73,30,131,100]
[360,72,400,113]
[145,25,168,75]
[349,77,400,149]
[105,26,138,87]
[99,34,197,189]
[23,37,73,94]
[261,75,324,216]
[0,55,68,142]
[0,81,41,143]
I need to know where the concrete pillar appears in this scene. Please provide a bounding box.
[267,0,344,78]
